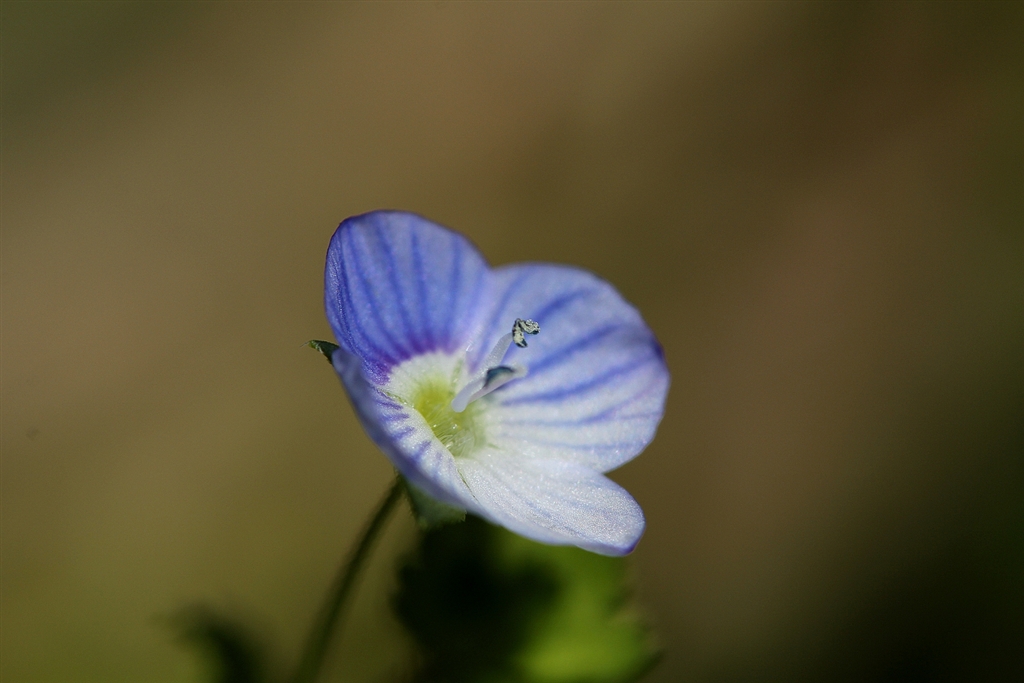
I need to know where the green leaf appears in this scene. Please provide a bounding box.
[502,534,659,683]
[306,340,339,364]
[394,516,657,683]
[403,478,466,529]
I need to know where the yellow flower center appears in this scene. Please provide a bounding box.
[410,377,484,459]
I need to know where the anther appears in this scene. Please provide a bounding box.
[512,318,540,348]
[484,365,517,389]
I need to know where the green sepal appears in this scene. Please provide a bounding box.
[306,340,340,364]
[402,478,466,529]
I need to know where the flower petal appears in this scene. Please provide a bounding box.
[471,264,669,472]
[331,346,478,511]
[325,211,490,383]
[456,450,645,556]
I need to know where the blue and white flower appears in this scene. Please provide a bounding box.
[324,211,668,555]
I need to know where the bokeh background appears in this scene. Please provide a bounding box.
[3,2,1022,682]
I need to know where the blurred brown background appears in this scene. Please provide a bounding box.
[3,2,1022,682]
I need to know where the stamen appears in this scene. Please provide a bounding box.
[451,318,540,413]
[481,332,514,371]
[484,365,518,388]
[450,377,485,414]
[480,364,525,394]
[512,318,540,347]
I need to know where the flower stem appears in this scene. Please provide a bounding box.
[291,477,403,683]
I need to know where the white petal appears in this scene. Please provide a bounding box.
[471,264,669,471]
[456,449,645,556]
[485,358,668,472]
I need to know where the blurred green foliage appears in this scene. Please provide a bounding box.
[404,480,467,529]
[179,512,655,683]
[173,606,268,683]
[395,516,657,683]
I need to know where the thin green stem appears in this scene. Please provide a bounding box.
[291,477,403,683]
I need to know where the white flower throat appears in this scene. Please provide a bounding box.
[388,319,539,459]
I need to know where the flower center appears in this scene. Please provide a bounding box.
[397,319,539,458]
[410,377,484,459]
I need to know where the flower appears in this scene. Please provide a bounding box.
[324,211,668,555]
